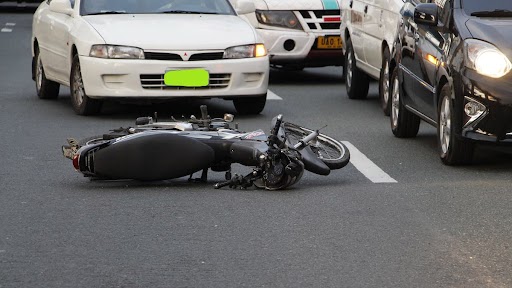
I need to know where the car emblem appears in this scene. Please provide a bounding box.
[181,52,191,61]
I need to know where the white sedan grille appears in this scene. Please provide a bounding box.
[140,74,231,90]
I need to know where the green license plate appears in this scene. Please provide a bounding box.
[164,69,209,87]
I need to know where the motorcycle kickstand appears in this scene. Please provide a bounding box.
[188,168,208,183]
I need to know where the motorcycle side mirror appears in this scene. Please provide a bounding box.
[224,113,234,122]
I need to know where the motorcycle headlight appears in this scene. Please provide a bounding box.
[89,45,144,59]
[255,10,302,30]
[224,44,267,59]
[464,39,511,78]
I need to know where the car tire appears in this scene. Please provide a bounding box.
[345,37,369,100]
[437,85,474,165]
[233,93,266,115]
[70,54,102,116]
[34,47,60,99]
[390,67,420,138]
[379,47,391,116]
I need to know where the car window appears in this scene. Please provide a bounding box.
[412,0,431,4]
[435,0,450,25]
[462,0,512,16]
[80,0,236,16]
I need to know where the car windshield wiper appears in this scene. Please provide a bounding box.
[161,10,205,14]
[86,11,126,16]
[471,9,512,17]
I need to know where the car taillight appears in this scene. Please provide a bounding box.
[72,154,80,170]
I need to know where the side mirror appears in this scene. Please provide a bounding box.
[414,3,438,26]
[235,0,256,15]
[400,2,415,19]
[49,0,73,16]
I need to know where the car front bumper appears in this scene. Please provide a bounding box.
[79,55,269,99]
[458,69,512,144]
[257,29,343,67]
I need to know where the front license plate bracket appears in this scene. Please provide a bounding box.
[164,69,209,87]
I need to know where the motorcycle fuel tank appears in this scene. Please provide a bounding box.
[92,132,215,181]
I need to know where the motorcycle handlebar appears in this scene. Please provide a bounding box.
[272,114,283,137]
[200,105,209,121]
[293,130,319,150]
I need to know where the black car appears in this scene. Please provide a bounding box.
[389,0,512,165]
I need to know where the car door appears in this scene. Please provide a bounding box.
[361,0,383,75]
[41,0,74,83]
[348,0,367,63]
[399,0,439,120]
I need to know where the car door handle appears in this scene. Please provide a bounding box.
[364,5,368,14]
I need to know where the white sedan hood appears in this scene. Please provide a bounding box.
[84,14,257,50]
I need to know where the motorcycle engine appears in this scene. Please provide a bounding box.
[260,151,304,190]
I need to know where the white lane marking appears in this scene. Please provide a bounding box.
[267,90,283,100]
[6,23,16,26]
[1,28,12,33]
[342,141,397,183]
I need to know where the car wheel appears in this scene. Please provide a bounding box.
[34,47,60,99]
[233,93,266,115]
[390,67,420,138]
[345,37,369,99]
[70,54,102,116]
[437,85,474,165]
[379,47,391,116]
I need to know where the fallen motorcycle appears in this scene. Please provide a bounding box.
[62,105,350,190]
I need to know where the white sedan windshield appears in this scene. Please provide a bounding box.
[80,0,236,16]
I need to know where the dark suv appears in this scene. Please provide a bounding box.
[390,0,512,165]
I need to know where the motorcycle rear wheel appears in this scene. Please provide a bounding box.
[283,122,350,169]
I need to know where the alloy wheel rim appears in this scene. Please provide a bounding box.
[36,57,43,91]
[346,50,353,89]
[440,97,451,154]
[72,63,84,106]
[391,77,400,128]
[383,61,389,104]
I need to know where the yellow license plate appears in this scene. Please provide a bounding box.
[317,36,342,49]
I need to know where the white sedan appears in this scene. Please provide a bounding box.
[31,0,269,115]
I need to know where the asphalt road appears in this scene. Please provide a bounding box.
[1,11,512,288]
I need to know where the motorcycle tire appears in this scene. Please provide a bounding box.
[283,122,350,169]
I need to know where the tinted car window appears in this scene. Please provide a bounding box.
[462,0,512,15]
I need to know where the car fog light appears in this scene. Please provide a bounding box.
[463,97,487,128]
[464,101,485,117]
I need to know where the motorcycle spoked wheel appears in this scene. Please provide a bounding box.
[78,130,132,147]
[282,122,350,169]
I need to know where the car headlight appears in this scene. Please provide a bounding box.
[255,10,302,30]
[464,39,511,78]
[224,44,267,59]
[89,45,144,59]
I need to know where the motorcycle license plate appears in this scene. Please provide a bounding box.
[164,69,209,87]
[317,36,342,49]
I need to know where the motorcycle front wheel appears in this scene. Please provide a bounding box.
[283,122,350,169]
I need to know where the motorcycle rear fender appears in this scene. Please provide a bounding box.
[91,132,215,181]
[299,146,330,176]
